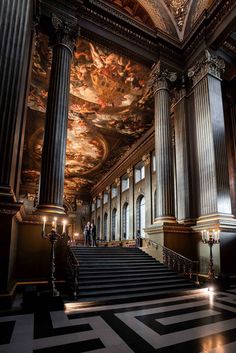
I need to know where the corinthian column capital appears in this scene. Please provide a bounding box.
[149,61,177,93]
[188,49,225,85]
[127,167,133,178]
[51,14,79,53]
[142,153,151,166]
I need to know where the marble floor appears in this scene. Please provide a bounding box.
[1,289,236,353]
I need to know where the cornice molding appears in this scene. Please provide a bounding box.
[79,1,158,56]
[40,0,236,71]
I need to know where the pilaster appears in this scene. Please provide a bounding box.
[115,177,121,240]
[188,50,234,222]
[99,192,104,240]
[127,167,134,239]
[172,84,192,224]
[106,186,111,241]
[142,153,152,227]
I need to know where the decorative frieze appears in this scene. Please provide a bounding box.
[188,50,225,86]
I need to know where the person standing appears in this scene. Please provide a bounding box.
[90,221,97,247]
[136,229,141,247]
[84,221,91,246]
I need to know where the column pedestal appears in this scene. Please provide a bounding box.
[0,203,23,307]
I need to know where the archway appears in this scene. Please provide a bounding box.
[136,195,145,237]
[104,212,108,241]
[97,216,101,239]
[122,202,129,239]
[111,208,117,240]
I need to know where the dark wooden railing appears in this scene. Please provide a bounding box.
[144,238,199,284]
[66,246,79,299]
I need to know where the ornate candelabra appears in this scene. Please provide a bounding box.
[201,229,220,280]
[41,217,67,296]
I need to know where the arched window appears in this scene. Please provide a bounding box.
[111,208,117,240]
[122,202,129,239]
[104,213,108,241]
[97,216,100,239]
[136,195,145,237]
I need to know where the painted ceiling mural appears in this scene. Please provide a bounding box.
[22,34,152,197]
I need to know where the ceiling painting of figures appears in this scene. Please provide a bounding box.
[22,34,153,198]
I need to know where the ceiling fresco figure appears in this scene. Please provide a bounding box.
[23,34,152,197]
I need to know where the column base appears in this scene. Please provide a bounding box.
[196,213,236,231]
[0,201,23,217]
[0,186,16,203]
[36,204,66,216]
[154,216,177,224]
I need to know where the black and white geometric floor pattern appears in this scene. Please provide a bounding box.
[1,290,236,353]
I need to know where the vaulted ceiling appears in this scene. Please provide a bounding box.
[107,0,215,41]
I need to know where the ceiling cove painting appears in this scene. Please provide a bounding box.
[22,34,152,197]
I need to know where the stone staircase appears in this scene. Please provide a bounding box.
[70,246,198,304]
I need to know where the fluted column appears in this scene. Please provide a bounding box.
[0,0,33,202]
[37,15,78,215]
[93,197,97,225]
[188,50,232,218]
[127,167,134,238]
[115,177,121,240]
[150,62,177,223]
[143,153,152,227]
[106,186,111,241]
[173,85,192,223]
[99,192,104,239]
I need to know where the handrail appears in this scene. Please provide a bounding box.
[144,238,199,284]
[66,245,79,299]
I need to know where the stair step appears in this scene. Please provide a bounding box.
[79,274,178,285]
[79,278,186,290]
[78,259,158,263]
[79,269,173,276]
[78,282,195,298]
[68,246,197,304]
[79,272,176,281]
[79,263,165,269]
[78,287,200,303]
